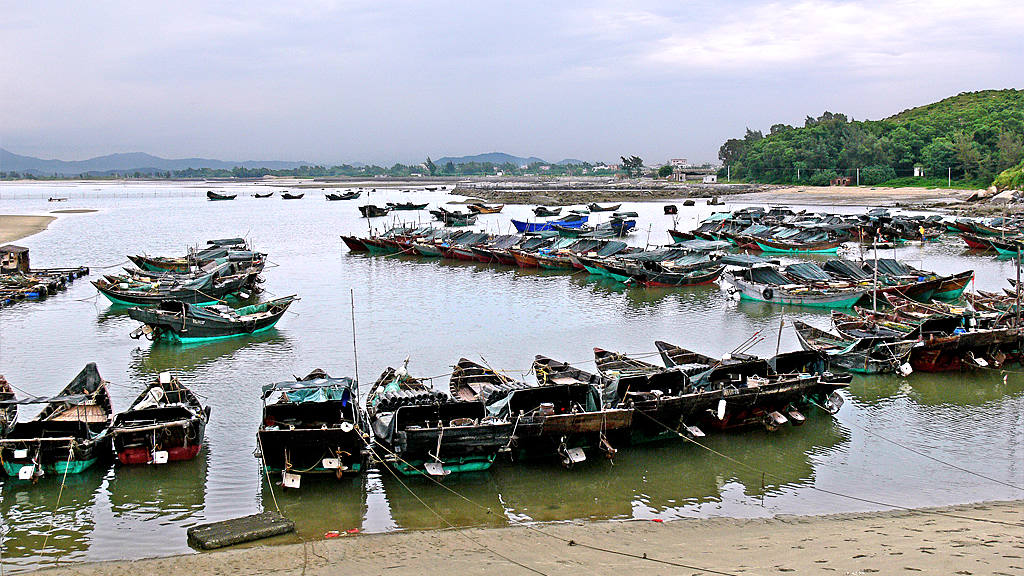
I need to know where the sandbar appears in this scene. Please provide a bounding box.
[29,500,1024,575]
[0,215,56,244]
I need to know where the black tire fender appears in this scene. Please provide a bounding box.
[762,287,774,300]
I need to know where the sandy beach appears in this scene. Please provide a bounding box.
[28,500,1024,575]
[728,185,979,207]
[0,214,56,244]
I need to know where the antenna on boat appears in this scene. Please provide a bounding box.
[872,236,879,313]
[350,289,362,425]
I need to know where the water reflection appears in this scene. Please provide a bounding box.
[128,331,294,374]
[0,469,105,570]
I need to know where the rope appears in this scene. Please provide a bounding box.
[256,434,282,515]
[42,444,75,561]
[363,442,550,576]
[367,437,745,575]
[633,410,1024,528]
[806,398,1024,492]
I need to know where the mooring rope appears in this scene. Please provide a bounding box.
[41,444,75,561]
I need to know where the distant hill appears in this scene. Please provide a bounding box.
[719,89,1024,185]
[434,152,547,166]
[555,158,586,165]
[0,148,308,176]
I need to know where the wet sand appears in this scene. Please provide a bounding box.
[0,214,56,244]
[30,500,1024,575]
[729,185,979,207]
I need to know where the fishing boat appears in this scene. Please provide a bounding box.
[724,267,867,308]
[387,201,428,211]
[281,192,304,200]
[257,369,366,485]
[511,214,588,233]
[587,203,621,212]
[533,206,562,217]
[655,341,847,431]
[0,375,15,436]
[754,238,843,254]
[110,372,210,464]
[326,191,361,201]
[360,204,392,217]
[450,358,631,467]
[664,205,678,215]
[340,235,370,252]
[206,191,237,201]
[667,229,696,243]
[366,363,513,476]
[127,295,297,342]
[467,203,504,214]
[128,239,264,274]
[0,363,112,478]
[907,317,1024,372]
[254,191,275,198]
[792,320,915,375]
[634,263,725,287]
[93,265,259,307]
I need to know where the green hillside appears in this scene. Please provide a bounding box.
[719,89,1024,187]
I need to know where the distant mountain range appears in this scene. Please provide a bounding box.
[433,152,589,167]
[0,148,308,176]
[0,147,594,176]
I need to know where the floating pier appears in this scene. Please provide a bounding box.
[186,511,295,550]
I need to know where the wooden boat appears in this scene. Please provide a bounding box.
[387,201,428,211]
[206,191,237,201]
[359,204,392,217]
[48,197,68,202]
[110,372,210,465]
[326,191,360,201]
[667,229,696,243]
[988,236,1024,255]
[754,238,843,254]
[0,375,16,436]
[366,364,513,476]
[254,191,275,198]
[450,358,631,466]
[830,311,913,339]
[340,235,370,252]
[467,203,504,214]
[533,206,562,217]
[0,363,112,478]
[664,205,678,215]
[635,264,725,287]
[584,350,711,442]
[792,320,915,375]
[127,295,297,342]
[906,317,1024,372]
[655,341,847,430]
[960,233,993,251]
[257,369,366,483]
[93,266,258,307]
[932,270,974,300]
[725,269,867,308]
[512,214,588,233]
[587,203,621,212]
[128,239,264,273]
[281,192,304,200]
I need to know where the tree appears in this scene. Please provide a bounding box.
[997,130,1024,171]
[443,161,455,174]
[952,130,982,178]
[424,157,437,176]
[657,165,673,178]
[921,138,956,176]
[620,155,644,177]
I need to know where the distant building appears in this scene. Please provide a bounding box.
[670,158,688,168]
[914,166,925,177]
[702,174,718,183]
[540,165,551,171]
[831,176,852,186]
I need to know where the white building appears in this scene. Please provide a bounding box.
[703,174,718,183]
[670,158,688,168]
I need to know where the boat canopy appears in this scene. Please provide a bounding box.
[720,253,772,267]
[672,239,731,252]
[785,262,832,282]
[745,265,791,285]
[824,259,871,280]
[261,376,356,400]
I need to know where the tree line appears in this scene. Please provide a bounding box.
[718,90,1024,187]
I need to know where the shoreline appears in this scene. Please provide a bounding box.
[29,500,1024,575]
[0,215,57,244]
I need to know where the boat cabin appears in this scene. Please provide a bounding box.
[1,245,30,273]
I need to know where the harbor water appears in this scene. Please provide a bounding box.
[0,182,1022,572]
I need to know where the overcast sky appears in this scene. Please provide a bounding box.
[2,1,1022,165]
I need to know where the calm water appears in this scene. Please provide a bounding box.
[0,182,1022,572]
